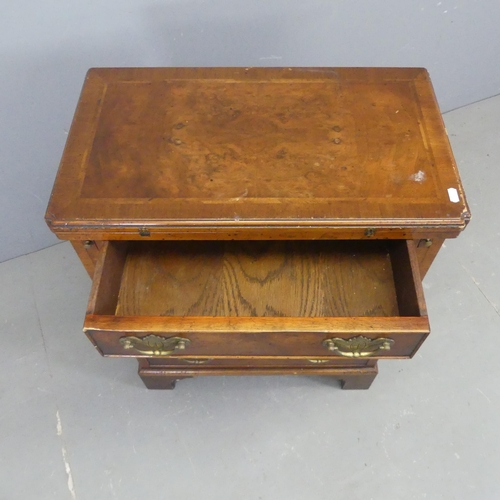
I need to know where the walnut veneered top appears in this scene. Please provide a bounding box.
[46,67,469,239]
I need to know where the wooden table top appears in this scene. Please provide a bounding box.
[46,67,469,239]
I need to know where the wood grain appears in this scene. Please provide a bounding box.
[84,239,430,360]
[416,237,445,278]
[46,67,470,240]
[84,315,430,334]
[70,241,101,278]
[390,240,427,316]
[114,241,399,318]
[136,358,379,390]
[144,357,371,367]
[87,241,128,315]
[45,66,469,389]
[87,327,428,358]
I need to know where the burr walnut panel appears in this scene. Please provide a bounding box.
[81,80,436,202]
[46,67,470,238]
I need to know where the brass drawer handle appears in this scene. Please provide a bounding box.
[180,358,213,364]
[119,334,190,356]
[322,335,394,357]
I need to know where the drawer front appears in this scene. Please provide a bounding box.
[84,238,430,361]
[85,317,429,359]
[145,357,372,368]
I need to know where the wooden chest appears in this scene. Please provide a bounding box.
[45,67,470,390]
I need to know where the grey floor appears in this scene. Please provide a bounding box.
[1,94,499,500]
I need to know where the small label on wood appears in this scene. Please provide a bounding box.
[447,187,459,203]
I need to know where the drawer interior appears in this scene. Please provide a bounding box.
[88,240,425,319]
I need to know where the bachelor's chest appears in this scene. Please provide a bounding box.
[46,67,470,389]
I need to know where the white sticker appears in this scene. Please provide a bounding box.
[447,187,460,203]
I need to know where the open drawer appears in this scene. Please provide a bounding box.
[84,240,429,360]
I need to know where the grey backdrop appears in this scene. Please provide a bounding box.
[1,0,499,263]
